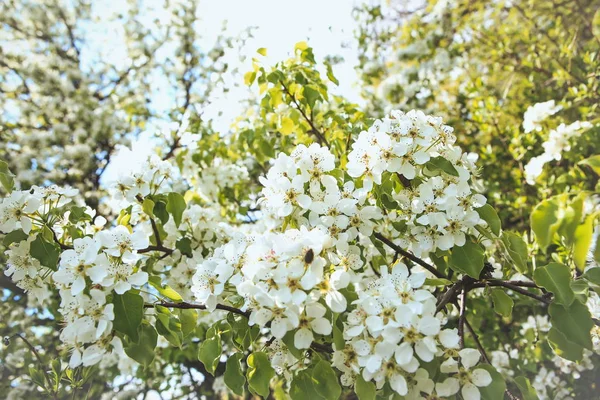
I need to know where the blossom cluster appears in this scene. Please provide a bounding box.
[333,263,491,398]
[191,113,493,397]
[259,143,383,243]
[53,225,150,368]
[1,185,79,303]
[346,110,486,257]
[524,120,592,185]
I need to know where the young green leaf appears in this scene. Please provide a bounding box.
[449,239,485,279]
[355,374,376,400]
[166,192,186,227]
[548,300,593,350]
[124,323,158,368]
[198,336,222,375]
[246,352,275,398]
[30,234,60,271]
[224,353,245,396]
[476,204,501,236]
[531,197,561,251]
[573,215,594,271]
[491,289,514,318]
[112,291,144,342]
[312,360,341,400]
[533,263,574,306]
[478,365,506,400]
[501,232,529,274]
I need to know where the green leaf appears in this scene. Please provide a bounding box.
[176,237,193,257]
[333,320,345,350]
[514,376,539,400]
[124,323,157,368]
[153,201,169,224]
[282,330,306,360]
[148,276,183,302]
[424,278,453,287]
[476,204,501,236]
[198,336,222,375]
[112,291,144,342]
[246,352,275,398]
[325,62,339,85]
[579,155,600,174]
[558,194,584,246]
[533,263,574,306]
[549,300,593,350]
[424,156,459,177]
[30,234,60,271]
[531,197,561,251]
[166,192,186,227]
[257,47,267,56]
[224,353,246,396]
[312,360,341,400]
[290,369,321,400]
[155,309,183,348]
[177,309,197,337]
[3,229,28,246]
[547,327,584,362]
[573,214,594,271]
[491,289,514,318]
[355,374,376,400]
[142,198,155,217]
[228,313,259,351]
[594,9,600,40]
[68,206,92,224]
[448,239,485,279]
[0,160,15,193]
[501,232,529,274]
[583,267,600,286]
[303,86,321,109]
[478,365,506,400]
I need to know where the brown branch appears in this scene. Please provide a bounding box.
[373,232,447,279]
[145,301,249,318]
[458,287,467,349]
[280,80,329,147]
[138,245,174,255]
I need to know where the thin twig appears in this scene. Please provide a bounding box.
[280,80,329,146]
[458,287,467,349]
[373,232,447,279]
[145,301,249,318]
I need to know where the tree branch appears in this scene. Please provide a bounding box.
[145,301,250,318]
[280,80,329,146]
[373,232,447,279]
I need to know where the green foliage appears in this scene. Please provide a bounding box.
[476,204,501,236]
[533,263,574,306]
[448,239,484,278]
[491,288,514,318]
[549,300,594,351]
[148,276,183,302]
[112,291,144,342]
[198,335,222,376]
[531,197,562,251]
[124,323,158,368]
[0,160,15,193]
[478,365,506,400]
[224,353,245,396]
[30,234,60,270]
[246,352,275,398]
[166,192,186,227]
[312,360,342,400]
[355,374,376,400]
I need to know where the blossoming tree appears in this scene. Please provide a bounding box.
[1,0,600,399]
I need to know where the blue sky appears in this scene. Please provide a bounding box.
[97,0,366,185]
